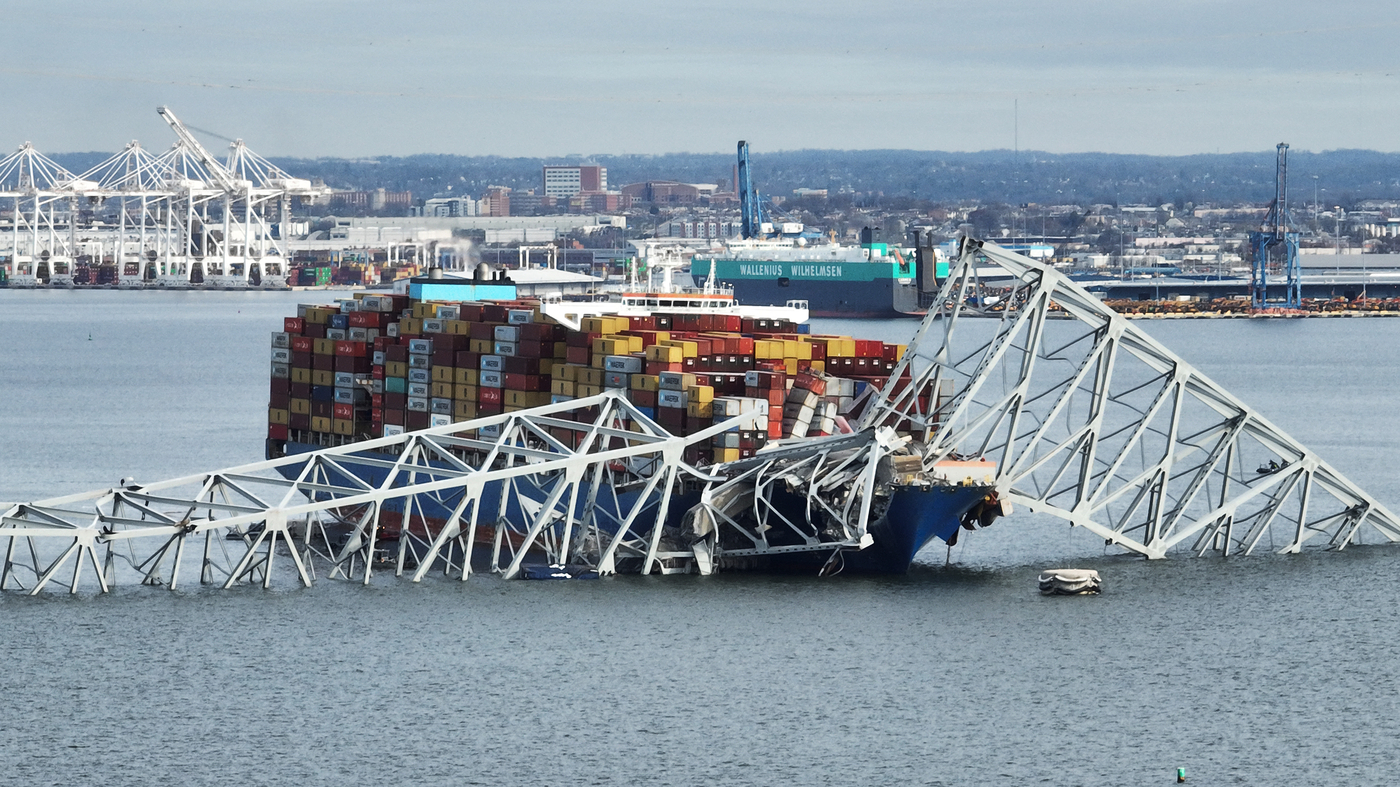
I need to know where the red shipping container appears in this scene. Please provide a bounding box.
[455,350,481,368]
[566,346,590,365]
[333,403,355,420]
[482,304,508,322]
[384,392,407,409]
[290,336,314,353]
[502,356,542,375]
[270,376,291,396]
[290,351,313,368]
[518,322,557,342]
[515,340,546,359]
[284,317,305,334]
[335,340,367,357]
[383,408,405,426]
[303,323,326,339]
[348,311,385,329]
[630,389,657,407]
[502,373,544,391]
[385,345,409,362]
[566,331,598,348]
[334,355,371,374]
[406,411,430,431]
[371,393,384,409]
[628,315,657,331]
[289,413,311,430]
[268,423,289,440]
[479,387,503,405]
[269,390,290,409]
[371,366,384,379]
[477,401,503,416]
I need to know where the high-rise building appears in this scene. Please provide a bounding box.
[543,165,607,198]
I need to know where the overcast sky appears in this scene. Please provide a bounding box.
[3,0,1397,159]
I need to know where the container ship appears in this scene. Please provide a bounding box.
[264,273,996,573]
[688,229,947,318]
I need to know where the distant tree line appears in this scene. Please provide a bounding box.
[45,148,1400,209]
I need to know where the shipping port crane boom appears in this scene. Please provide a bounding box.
[156,106,240,194]
[1248,142,1301,310]
[738,140,764,239]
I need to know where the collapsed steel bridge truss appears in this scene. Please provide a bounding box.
[0,393,773,594]
[861,237,1400,558]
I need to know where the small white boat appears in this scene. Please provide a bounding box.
[1038,568,1101,595]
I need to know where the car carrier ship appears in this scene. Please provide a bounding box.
[264,268,998,574]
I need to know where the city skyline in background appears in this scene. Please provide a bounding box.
[2,0,1398,159]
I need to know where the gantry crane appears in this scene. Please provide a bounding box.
[1249,143,1301,309]
[737,140,764,239]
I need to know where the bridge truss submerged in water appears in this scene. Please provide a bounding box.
[4,239,1400,593]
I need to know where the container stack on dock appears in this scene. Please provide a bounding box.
[267,291,919,466]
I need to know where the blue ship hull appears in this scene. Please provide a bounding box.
[278,441,993,574]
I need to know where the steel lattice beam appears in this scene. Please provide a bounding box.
[861,236,1400,558]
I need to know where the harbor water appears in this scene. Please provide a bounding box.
[4,290,1400,785]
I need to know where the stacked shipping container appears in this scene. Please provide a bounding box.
[268,292,920,466]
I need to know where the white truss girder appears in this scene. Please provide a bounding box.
[861,237,1400,558]
[0,393,772,593]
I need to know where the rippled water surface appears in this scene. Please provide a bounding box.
[4,291,1400,785]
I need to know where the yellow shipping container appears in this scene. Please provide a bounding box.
[469,339,493,354]
[553,341,569,359]
[399,318,423,334]
[577,384,602,398]
[291,368,313,384]
[539,358,557,377]
[454,384,478,401]
[784,358,798,375]
[431,382,454,398]
[289,398,311,415]
[311,370,334,386]
[453,368,479,385]
[310,415,332,433]
[554,363,578,381]
[412,303,438,319]
[630,374,659,392]
[808,360,825,373]
[445,320,471,335]
[332,418,355,436]
[268,408,290,424]
[687,385,714,403]
[551,379,575,396]
[304,307,334,325]
[431,367,454,383]
[660,339,699,357]
[646,344,683,363]
[687,401,714,419]
[712,447,740,464]
[386,361,408,378]
[454,400,478,419]
[578,368,604,386]
[313,338,336,355]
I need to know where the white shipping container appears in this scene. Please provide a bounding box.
[480,370,503,388]
[382,423,405,437]
[271,362,290,379]
[372,351,386,366]
[494,341,517,357]
[430,397,452,414]
[436,305,460,321]
[422,319,445,334]
[407,368,430,384]
[371,378,384,394]
[408,382,430,398]
[271,347,291,363]
[430,413,452,428]
[659,371,688,391]
[494,325,520,342]
[604,372,629,388]
[387,322,400,338]
[408,338,433,354]
[480,355,505,371]
[408,354,430,369]
[407,397,429,412]
[348,327,368,342]
[507,309,534,324]
[658,390,689,409]
[271,331,290,349]
[326,328,347,341]
[334,372,355,387]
